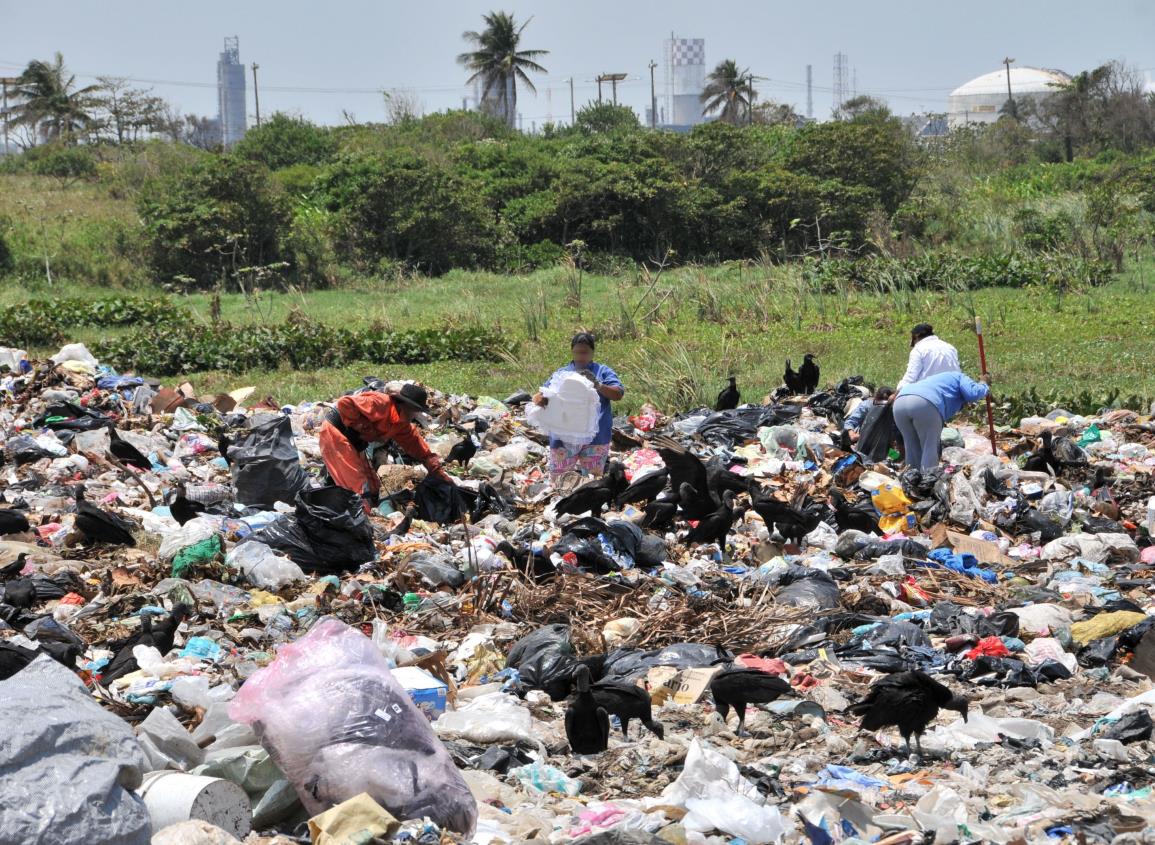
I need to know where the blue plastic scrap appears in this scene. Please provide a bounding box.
[923,548,999,583]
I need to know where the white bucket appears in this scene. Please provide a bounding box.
[138,772,252,839]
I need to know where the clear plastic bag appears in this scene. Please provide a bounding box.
[229,618,477,835]
[227,541,306,590]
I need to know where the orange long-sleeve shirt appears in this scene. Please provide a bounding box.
[334,392,438,466]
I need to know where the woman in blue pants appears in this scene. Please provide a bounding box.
[892,370,991,470]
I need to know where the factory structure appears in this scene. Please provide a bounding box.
[216,36,247,147]
[661,34,707,130]
[947,66,1071,129]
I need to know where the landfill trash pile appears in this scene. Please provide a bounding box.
[5,344,1155,844]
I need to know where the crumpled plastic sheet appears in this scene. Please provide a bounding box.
[652,739,785,844]
[0,656,151,845]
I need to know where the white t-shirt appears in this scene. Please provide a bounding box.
[896,335,960,391]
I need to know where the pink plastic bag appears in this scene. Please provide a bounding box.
[229,618,476,834]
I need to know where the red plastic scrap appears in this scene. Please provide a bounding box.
[965,636,1011,660]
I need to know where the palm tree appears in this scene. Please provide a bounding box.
[457,11,548,129]
[11,53,101,144]
[701,60,756,125]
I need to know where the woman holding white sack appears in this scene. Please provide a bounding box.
[531,332,625,487]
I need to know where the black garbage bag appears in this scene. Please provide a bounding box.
[1018,507,1065,543]
[834,651,912,674]
[22,616,85,669]
[551,535,618,573]
[857,403,899,463]
[5,435,55,466]
[852,538,929,561]
[0,639,41,679]
[849,620,931,650]
[1104,710,1154,745]
[696,406,801,447]
[506,624,577,701]
[295,486,375,569]
[1033,659,1072,683]
[900,467,944,501]
[415,475,472,524]
[250,485,375,573]
[636,534,668,568]
[229,416,309,509]
[980,611,1020,638]
[1081,515,1126,535]
[1077,636,1118,668]
[32,401,111,432]
[775,567,840,609]
[551,517,640,573]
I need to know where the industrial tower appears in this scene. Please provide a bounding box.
[217,36,247,147]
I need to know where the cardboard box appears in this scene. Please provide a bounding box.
[926,524,1016,568]
[390,666,447,720]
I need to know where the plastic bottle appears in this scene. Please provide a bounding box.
[1147,497,1155,535]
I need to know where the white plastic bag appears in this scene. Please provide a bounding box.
[229,619,477,835]
[656,740,785,844]
[434,692,541,747]
[226,541,306,590]
[525,372,599,448]
[159,515,222,562]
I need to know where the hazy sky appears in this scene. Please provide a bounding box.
[2,1,1153,127]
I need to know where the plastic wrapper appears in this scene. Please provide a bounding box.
[949,470,984,525]
[0,656,151,845]
[229,415,309,509]
[229,618,477,835]
[227,541,306,590]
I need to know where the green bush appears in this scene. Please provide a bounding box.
[28,145,99,181]
[0,297,189,349]
[812,251,1112,294]
[92,316,513,376]
[233,113,338,171]
[319,150,502,275]
[138,155,294,291]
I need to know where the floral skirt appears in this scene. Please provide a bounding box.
[549,442,611,481]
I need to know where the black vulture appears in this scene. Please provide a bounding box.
[710,667,793,736]
[685,490,739,548]
[799,354,820,394]
[751,494,823,547]
[101,604,193,685]
[846,670,968,760]
[784,360,805,395]
[641,498,680,531]
[169,487,205,527]
[1022,430,1060,475]
[74,486,137,546]
[615,468,669,509]
[553,462,628,517]
[446,419,489,469]
[592,680,664,739]
[706,456,754,499]
[656,446,710,507]
[0,508,30,535]
[715,377,740,412]
[830,489,880,535]
[109,429,151,471]
[565,664,610,754]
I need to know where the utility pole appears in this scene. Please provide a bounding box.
[251,63,261,127]
[0,77,16,154]
[648,60,658,128]
[1002,56,1016,118]
[597,77,603,104]
[569,77,575,124]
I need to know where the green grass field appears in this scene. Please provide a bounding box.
[5,256,1152,414]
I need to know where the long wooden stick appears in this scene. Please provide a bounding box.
[974,316,998,456]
